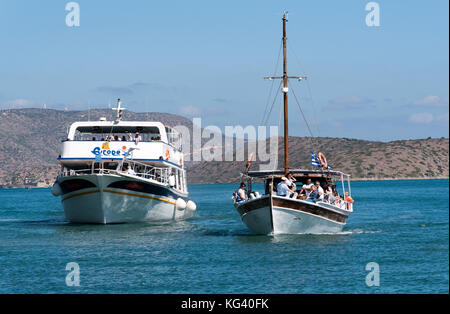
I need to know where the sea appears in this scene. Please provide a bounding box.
[0,179,448,294]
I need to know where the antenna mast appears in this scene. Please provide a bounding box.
[112,98,125,122]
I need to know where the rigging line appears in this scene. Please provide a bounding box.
[305,80,320,137]
[261,39,283,125]
[263,80,283,126]
[288,81,314,156]
[288,80,314,138]
[278,92,284,155]
[289,80,315,157]
[287,38,321,137]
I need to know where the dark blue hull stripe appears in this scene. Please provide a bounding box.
[59,179,97,195]
[107,180,186,200]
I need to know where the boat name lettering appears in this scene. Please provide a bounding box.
[91,147,126,157]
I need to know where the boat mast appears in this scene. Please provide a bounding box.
[264,12,307,174]
[282,12,289,175]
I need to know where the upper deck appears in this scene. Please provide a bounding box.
[58,120,184,169]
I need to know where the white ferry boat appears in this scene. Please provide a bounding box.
[51,99,196,224]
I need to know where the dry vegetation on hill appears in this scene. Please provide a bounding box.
[0,108,448,187]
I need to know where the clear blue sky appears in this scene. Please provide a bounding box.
[0,0,448,141]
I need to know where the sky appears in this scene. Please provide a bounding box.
[0,0,448,141]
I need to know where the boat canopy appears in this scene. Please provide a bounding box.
[247,169,351,179]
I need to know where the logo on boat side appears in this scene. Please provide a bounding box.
[91,144,127,158]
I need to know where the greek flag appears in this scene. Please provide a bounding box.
[311,152,321,167]
[311,152,332,169]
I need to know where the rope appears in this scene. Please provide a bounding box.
[287,39,320,137]
[263,81,283,126]
[288,80,316,165]
[261,39,283,125]
[288,80,314,138]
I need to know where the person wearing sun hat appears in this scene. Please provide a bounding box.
[276,177,298,198]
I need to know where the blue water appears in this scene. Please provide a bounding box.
[0,180,448,293]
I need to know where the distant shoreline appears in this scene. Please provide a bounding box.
[350,176,449,182]
[0,176,448,190]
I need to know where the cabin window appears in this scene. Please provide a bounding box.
[72,126,162,142]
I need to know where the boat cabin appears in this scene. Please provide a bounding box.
[58,120,184,170]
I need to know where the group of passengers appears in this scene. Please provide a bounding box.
[276,175,353,209]
[90,133,161,143]
[234,173,354,210]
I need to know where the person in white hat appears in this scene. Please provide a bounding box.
[276,177,298,198]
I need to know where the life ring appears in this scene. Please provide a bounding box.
[165,149,170,161]
[317,152,328,169]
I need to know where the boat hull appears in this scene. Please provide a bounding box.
[235,195,349,235]
[57,174,193,224]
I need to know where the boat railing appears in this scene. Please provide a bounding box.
[57,160,172,185]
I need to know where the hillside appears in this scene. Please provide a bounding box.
[189,136,449,183]
[0,108,448,187]
[0,108,194,187]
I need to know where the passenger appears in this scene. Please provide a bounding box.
[114,135,120,141]
[345,191,354,210]
[306,185,317,202]
[277,177,298,199]
[92,137,96,141]
[134,132,142,144]
[121,135,127,141]
[235,183,248,203]
[123,165,136,175]
[300,179,314,197]
[339,195,346,209]
[334,194,342,208]
[308,181,324,203]
[286,172,297,190]
[325,186,335,205]
[332,191,340,207]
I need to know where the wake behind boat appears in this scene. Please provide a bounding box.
[52,99,196,224]
[233,13,355,235]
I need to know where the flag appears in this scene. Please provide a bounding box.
[311,152,321,167]
[311,152,332,169]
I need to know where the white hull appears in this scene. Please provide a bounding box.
[57,174,193,224]
[271,206,344,234]
[236,195,348,235]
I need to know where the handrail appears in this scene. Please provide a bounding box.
[57,160,173,186]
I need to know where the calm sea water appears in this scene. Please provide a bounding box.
[0,180,448,294]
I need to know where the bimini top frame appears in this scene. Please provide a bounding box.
[247,169,351,179]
